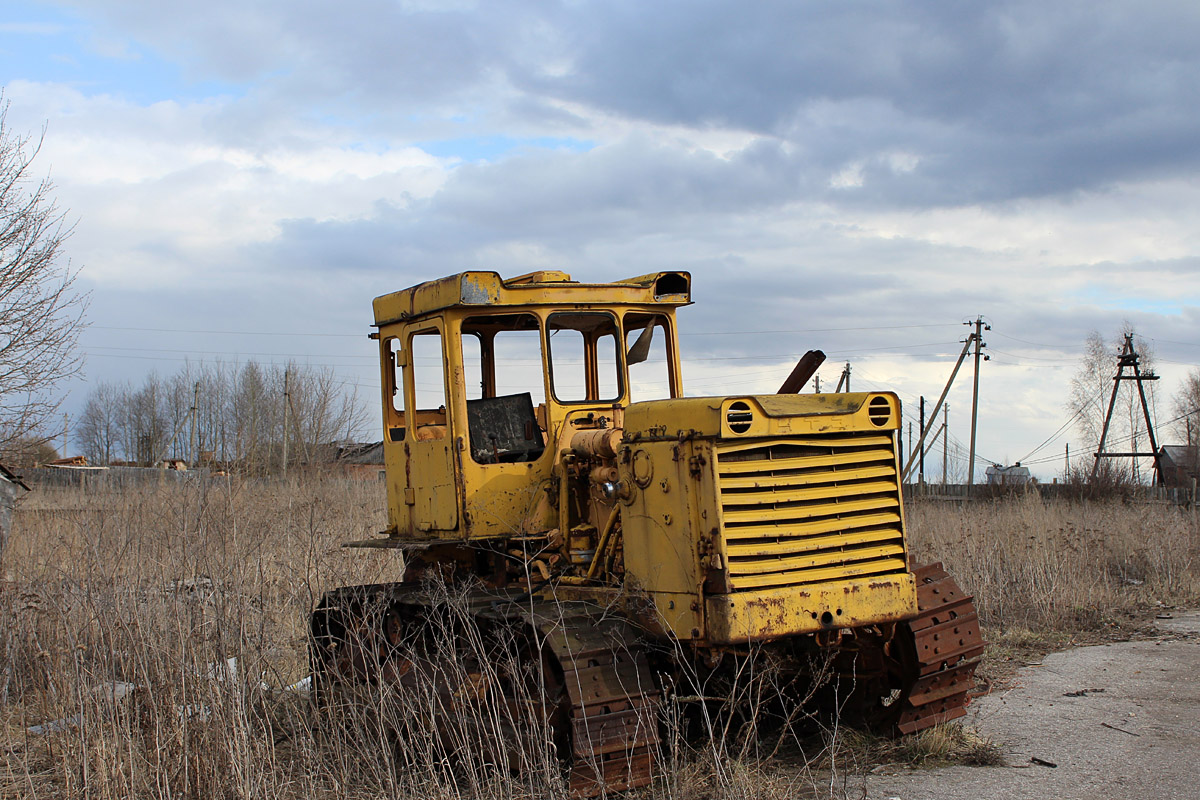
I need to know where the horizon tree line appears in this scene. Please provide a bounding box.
[73,360,369,473]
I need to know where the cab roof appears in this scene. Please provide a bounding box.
[373,270,692,326]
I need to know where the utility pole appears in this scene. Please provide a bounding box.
[1065,443,1070,480]
[812,374,821,393]
[62,412,68,459]
[908,421,914,468]
[189,381,200,469]
[900,334,976,482]
[1091,334,1163,485]
[835,362,852,392]
[919,396,926,486]
[966,317,989,494]
[942,404,949,486]
[282,368,290,476]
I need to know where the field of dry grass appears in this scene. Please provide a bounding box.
[907,495,1200,682]
[1,477,1196,799]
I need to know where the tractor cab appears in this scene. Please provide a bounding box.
[371,270,692,540]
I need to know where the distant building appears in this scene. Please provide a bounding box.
[334,441,385,480]
[985,463,1034,486]
[1157,445,1199,487]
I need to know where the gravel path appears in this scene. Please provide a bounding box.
[865,612,1200,800]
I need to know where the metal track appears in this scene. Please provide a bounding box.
[528,603,661,795]
[311,586,661,796]
[894,562,985,734]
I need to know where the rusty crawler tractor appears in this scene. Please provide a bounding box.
[311,271,983,794]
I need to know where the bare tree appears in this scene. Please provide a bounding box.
[0,99,88,456]
[1171,369,1200,441]
[77,359,369,472]
[75,380,124,464]
[284,363,366,466]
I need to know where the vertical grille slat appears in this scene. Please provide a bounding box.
[716,434,907,592]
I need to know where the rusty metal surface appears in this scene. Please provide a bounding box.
[530,604,661,796]
[311,586,662,797]
[895,562,985,734]
[776,349,827,394]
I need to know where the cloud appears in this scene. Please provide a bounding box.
[45,1,1200,208]
[10,1,1200,475]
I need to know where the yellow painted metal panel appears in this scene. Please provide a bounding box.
[717,458,894,490]
[727,542,906,576]
[753,393,868,418]
[720,479,898,509]
[722,513,902,541]
[619,440,702,597]
[724,521,903,556]
[727,556,909,590]
[374,271,693,326]
[623,394,900,441]
[721,493,898,524]
[409,438,459,531]
[716,435,894,457]
[704,573,918,644]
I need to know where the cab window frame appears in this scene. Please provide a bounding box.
[622,311,680,401]
[545,310,624,405]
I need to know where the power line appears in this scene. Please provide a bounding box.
[989,331,1081,350]
[87,345,377,360]
[1018,392,1102,463]
[679,323,961,336]
[91,325,364,338]
[89,322,963,339]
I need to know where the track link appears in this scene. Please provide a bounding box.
[895,562,985,733]
[526,603,661,795]
[312,587,661,796]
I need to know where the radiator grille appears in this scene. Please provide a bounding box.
[715,433,907,592]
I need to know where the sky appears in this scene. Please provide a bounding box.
[4,0,1200,481]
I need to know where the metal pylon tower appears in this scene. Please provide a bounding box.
[1091,334,1163,485]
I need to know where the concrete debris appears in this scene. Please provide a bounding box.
[26,661,313,735]
[27,713,81,735]
[200,656,269,690]
[26,681,138,735]
[164,575,216,595]
[284,675,312,694]
[178,704,212,722]
[26,660,272,735]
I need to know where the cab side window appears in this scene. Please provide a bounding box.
[625,313,675,401]
[386,338,406,441]
[409,328,448,440]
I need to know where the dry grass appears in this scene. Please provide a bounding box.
[835,724,1003,772]
[907,493,1200,682]
[1,479,1196,798]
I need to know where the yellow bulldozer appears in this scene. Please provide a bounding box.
[311,270,982,793]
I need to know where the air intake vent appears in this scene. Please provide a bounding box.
[715,433,906,592]
[726,401,753,434]
[868,396,892,427]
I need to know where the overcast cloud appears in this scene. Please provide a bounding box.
[4,0,1200,477]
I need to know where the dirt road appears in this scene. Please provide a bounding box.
[866,612,1200,800]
